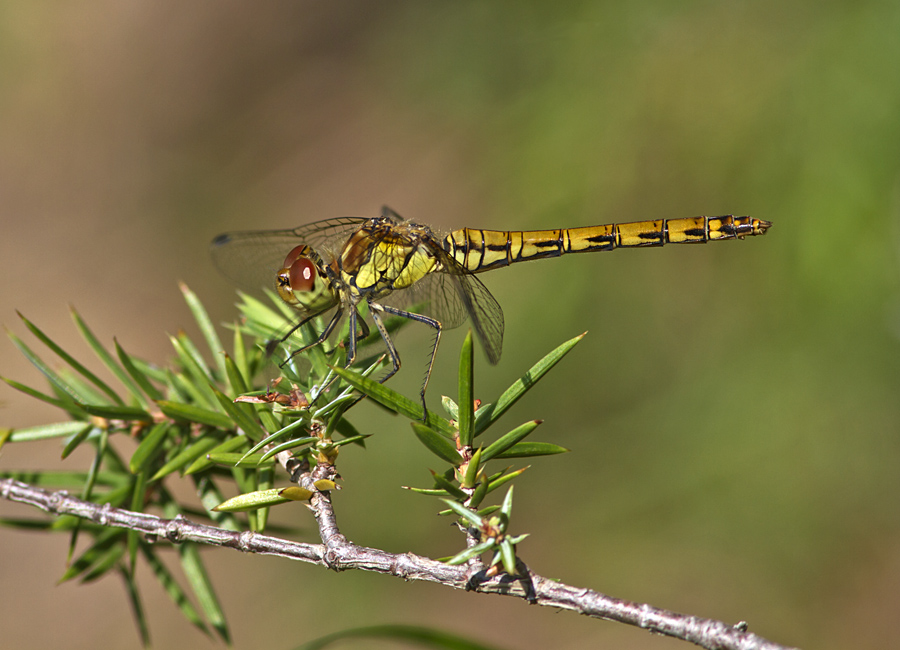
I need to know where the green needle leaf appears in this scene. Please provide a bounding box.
[445,539,494,566]
[486,466,529,494]
[119,565,150,647]
[151,436,222,481]
[0,428,11,453]
[1,376,86,417]
[481,420,542,462]
[296,624,506,650]
[17,311,124,405]
[8,421,97,442]
[474,332,584,436]
[81,543,126,583]
[180,282,226,379]
[7,329,92,407]
[78,403,154,422]
[330,365,455,435]
[213,488,293,512]
[431,471,468,501]
[70,307,147,403]
[156,401,233,430]
[462,447,482,489]
[457,330,474,448]
[140,545,208,635]
[203,452,275,469]
[411,422,461,465]
[467,471,490,509]
[500,540,518,576]
[60,422,95,459]
[178,542,230,643]
[257,436,317,463]
[129,423,171,473]
[58,528,123,583]
[72,428,109,564]
[243,416,311,459]
[500,485,514,519]
[211,387,265,442]
[127,470,147,575]
[115,339,162,403]
[440,498,483,526]
[493,442,569,458]
[168,335,218,410]
[183,435,250,475]
[331,434,370,448]
[402,486,451,496]
[222,353,249,395]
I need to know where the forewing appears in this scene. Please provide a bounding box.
[210,217,368,294]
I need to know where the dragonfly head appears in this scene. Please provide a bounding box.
[276,245,336,311]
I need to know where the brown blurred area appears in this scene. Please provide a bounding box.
[3,2,900,649]
[0,3,481,432]
[0,5,488,649]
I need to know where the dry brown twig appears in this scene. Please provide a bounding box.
[0,474,797,650]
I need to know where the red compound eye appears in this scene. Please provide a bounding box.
[288,257,316,292]
[282,244,310,269]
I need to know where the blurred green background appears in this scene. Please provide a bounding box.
[2,2,899,648]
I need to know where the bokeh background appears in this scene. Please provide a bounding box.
[2,2,899,649]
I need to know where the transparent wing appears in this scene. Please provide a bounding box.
[210,217,369,293]
[378,244,504,365]
[446,270,504,365]
[379,272,468,327]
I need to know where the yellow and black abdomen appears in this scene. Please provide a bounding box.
[443,216,771,273]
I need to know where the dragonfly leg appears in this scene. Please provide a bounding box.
[372,302,442,419]
[305,305,371,410]
[367,303,402,383]
[266,310,320,356]
[334,302,402,414]
[281,307,344,365]
[345,304,360,366]
[355,312,371,346]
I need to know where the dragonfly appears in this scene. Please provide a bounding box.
[211,206,771,410]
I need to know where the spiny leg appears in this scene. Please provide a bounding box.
[270,307,346,408]
[367,303,402,384]
[355,313,370,344]
[266,306,332,356]
[317,305,366,406]
[280,306,345,366]
[334,302,399,414]
[345,303,361,367]
[372,301,443,419]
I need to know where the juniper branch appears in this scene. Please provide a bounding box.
[1,477,798,650]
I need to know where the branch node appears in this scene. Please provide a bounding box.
[464,566,487,591]
[238,530,256,552]
[96,502,113,526]
[390,553,418,580]
[323,548,345,572]
[165,515,185,543]
[47,488,67,513]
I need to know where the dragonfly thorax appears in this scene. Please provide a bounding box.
[337,219,440,300]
